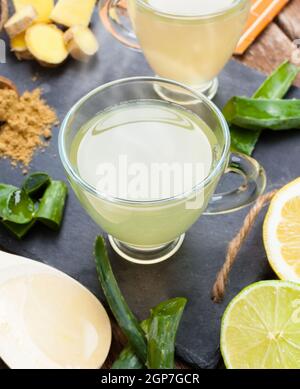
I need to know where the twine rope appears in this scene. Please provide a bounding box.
[212,190,278,303]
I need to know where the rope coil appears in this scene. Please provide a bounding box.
[212,190,278,303]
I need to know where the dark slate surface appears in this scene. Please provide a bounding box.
[1,13,300,369]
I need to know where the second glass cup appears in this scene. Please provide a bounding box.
[59,77,266,265]
[100,0,250,99]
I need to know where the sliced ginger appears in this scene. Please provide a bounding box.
[64,25,99,62]
[5,0,99,67]
[25,23,68,66]
[13,0,54,23]
[11,32,33,60]
[11,32,26,51]
[50,0,96,28]
[4,5,37,38]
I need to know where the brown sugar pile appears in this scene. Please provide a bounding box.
[0,87,58,170]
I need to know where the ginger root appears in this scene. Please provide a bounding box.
[25,23,68,66]
[4,5,37,39]
[11,32,34,60]
[50,0,96,28]
[13,0,54,23]
[0,0,8,32]
[64,25,99,62]
[5,0,98,67]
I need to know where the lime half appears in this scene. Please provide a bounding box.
[221,281,300,369]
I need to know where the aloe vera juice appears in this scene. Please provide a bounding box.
[70,100,222,247]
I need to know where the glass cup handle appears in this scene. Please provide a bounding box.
[204,152,267,215]
[99,0,141,50]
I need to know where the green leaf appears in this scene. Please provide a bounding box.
[253,61,300,99]
[37,181,68,230]
[229,61,300,155]
[230,127,260,155]
[224,97,300,131]
[94,236,148,363]
[2,189,35,224]
[0,176,67,238]
[22,172,51,198]
[112,345,145,369]
[0,184,17,218]
[112,320,149,369]
[146,298,187,369]
[1,220,36,239]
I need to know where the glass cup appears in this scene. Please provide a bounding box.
[99,0,250,99]
[59,77,266,265]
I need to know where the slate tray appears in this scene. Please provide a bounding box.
[1,12,300,369]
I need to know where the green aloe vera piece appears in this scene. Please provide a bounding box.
[112,320,149,369]
[95,237,187,370]
[224,97,300,131]
[22,172,51,198]
[112,298,187,370]
[2,220,36,239]
[230,61,300,155]
[147,297,187,369]
[0,175,67,238]
[2,189,35,224]
[37,181,68,230]
[0,184,17,219]
[94,236,148,363]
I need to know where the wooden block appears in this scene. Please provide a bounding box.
[235,22,300,87]
[277,0,300,41]
[235,0,290,55]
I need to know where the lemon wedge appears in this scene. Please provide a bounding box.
[263,178,300,281]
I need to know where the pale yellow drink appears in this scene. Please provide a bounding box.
[127,0,250,88]
[70,100,222,247]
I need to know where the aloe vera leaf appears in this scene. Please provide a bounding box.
[224,97,300,131]
[1,220,35,239]
[0,184,17,219]
[147,297,187,369]
[253,61,300,99]
[22,172,51,198]
[36,181,68,230]
[111,346,145,369]
[2,189,35,224]
[229,61,300,155]
[112,321,149,369]
[94,236,148,363]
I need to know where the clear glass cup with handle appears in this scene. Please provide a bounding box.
[99,0,250,99]
[59,77,266,265]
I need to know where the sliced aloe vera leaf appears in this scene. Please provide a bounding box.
[2,220,36,239]
[22,172,51,198]
[224,97,300,131]
[2,189,35,224]
[147,297,187,369]
[94,236,148,363]
[36,181,68,230]
[112,320,149,369]
[0,184,17,218]
[229,61,300,155]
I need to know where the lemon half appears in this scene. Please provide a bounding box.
[221,281,300,369]
[264,178,300,281]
